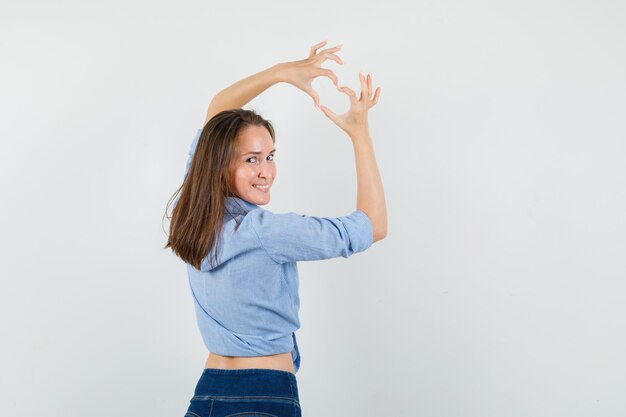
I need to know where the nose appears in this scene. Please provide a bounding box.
[258,160,273,180]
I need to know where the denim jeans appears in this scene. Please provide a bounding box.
[184,368,302,417]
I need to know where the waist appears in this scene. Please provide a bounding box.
[205,351,295,375]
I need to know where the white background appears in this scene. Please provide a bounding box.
[1,1,625,416]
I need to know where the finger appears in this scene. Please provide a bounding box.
[321,45,343,55]
[324,53,343,65]
[309,40,328,58]
[361,73,371,99]
[358,71,369,101]
[313,95,320,109]
[307,89,320,109]
[337,85,357,102]
[317,68,339,86]
[319,105,340,123]
[370,87,381,108]
[367,73,372,96]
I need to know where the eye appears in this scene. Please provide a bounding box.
[246,154,275,163]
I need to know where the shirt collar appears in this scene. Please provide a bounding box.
[225,195,259,215]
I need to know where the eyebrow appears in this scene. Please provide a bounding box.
[242,149,276,156]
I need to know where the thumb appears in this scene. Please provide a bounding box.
[319,105,339,123]
[305,87,320,109]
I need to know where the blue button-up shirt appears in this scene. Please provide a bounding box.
[182,128,373,373]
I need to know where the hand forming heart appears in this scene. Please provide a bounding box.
[278,40,343,109]
[319,70,381,138]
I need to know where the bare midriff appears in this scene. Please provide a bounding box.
[204,351,295,374]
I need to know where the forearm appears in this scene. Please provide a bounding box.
[351,134,388,242]
[204,63,286,125]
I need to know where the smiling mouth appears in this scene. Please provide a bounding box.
[252,184,270,191]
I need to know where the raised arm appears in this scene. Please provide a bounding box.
[319,72,387,243]
[203,66,281,126]
[204,40,343,126]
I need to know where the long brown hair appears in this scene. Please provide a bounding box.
[163,109,276,270]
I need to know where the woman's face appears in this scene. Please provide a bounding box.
[228,125,276,205]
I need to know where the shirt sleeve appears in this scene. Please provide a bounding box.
[245,208,374,263]
[183,128,203,181]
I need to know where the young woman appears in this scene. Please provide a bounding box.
[166,40,387,417]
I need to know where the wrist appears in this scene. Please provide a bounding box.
[348,123,371,141]
[272,62,292,84]
[349,131,372,143]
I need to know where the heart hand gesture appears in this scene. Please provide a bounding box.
[278,40,343,109]
[319,71,381,138]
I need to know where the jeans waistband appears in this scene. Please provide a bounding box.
[193,368,299,401]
